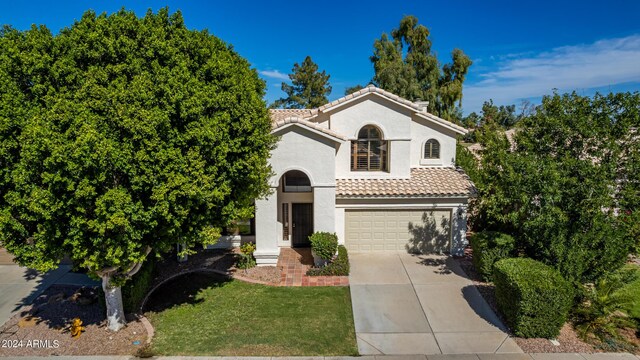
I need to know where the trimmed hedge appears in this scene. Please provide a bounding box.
[309,232,338,261]
[122,258,156,313]
[493,258,573,338]
[307,245,349,276]
[469,231,515,282]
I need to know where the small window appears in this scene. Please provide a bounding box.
[351,125,389,171]
[424,139,440,159]
[283,170,311,192]
[282,203,289,240]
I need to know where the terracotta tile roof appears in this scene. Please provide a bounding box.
[268,85,467,135]
[336,167,475,198]
[269,109,317,122]
[272,116,347,141]
[317,84,424,113]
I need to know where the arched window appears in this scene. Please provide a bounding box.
[351,125,388,171]
[424,139,440,159]
[282,170,311,192]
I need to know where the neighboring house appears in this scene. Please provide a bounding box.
[253,85,475,265]
[466,128,517,159]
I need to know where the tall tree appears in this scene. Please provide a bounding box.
[344,84,364,95]
[466,92,640,282]
[371,15,472,120]
[272,56,331,109]
[0,9,275,330]
[480,100,518,128]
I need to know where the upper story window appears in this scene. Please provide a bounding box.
[424,139,440,159]
[282,170,311,192]
[351,125,388,171]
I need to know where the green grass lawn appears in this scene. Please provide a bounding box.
[619,264,640,319]
[145,273,358,356]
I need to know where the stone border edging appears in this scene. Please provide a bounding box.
[137,315,154,345]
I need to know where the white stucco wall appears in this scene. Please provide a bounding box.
[255,125,338,264]
[335,207,345,245]
[330,97,413,179]
[409,116,458,167]
[269,126,338,186]
[257,93,466,263]
[313,187,336,233]
[254,192,279,265]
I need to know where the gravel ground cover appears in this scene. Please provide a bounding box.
[0,285,147,356]
[455,247,598,354]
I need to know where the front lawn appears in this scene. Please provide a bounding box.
[618,264,640,320]
[145,272,358,356]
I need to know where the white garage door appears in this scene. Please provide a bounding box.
[345,209,451,253]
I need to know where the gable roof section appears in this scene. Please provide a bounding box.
[271,116,347,142]
[268,85,468,135]
[269,109,317,122]
[336,167,475,198]
[317,85,424,113]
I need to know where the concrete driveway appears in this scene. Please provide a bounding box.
[349,252,522,355]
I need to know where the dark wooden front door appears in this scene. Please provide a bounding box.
[292,203,313,247]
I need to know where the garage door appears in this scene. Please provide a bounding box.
[345,209,451,253]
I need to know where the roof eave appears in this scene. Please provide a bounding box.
[336,193,474,199]
[414,112,468,135]
[271,122,346,143]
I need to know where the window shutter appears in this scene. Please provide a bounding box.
[351,126,389,171]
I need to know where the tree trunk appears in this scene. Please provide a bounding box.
[101,275,126,331]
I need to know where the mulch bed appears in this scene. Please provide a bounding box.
[0,285,147,356]
[454,247,599,354]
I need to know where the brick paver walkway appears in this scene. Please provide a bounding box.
[277,248,349,287]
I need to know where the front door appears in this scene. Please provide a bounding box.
[292,203,313,247]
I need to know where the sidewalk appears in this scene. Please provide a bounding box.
[0,264,99,326]
[0,352,638,360]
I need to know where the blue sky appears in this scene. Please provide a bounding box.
[2,0,640,114]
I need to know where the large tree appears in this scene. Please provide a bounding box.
[272,56,331,109]
[0,9,275,330]
[462,92,640,282]
[344,84,365,95]
[371,15,472,120]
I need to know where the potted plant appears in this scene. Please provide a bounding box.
[309,232,338,267]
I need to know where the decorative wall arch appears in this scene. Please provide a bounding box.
[352,123,388,139]
[277,166,316,187]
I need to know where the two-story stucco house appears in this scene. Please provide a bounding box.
[253,85,475,265]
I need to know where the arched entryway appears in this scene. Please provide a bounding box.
[278,170,314,247]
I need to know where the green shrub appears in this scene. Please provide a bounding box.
[122,258,156,314]
[573,267,639,351]
[469,231,515,282]
[236,242,256,269]
[309,232,338,261]
[493,258,573,338]
[307,245,349,276]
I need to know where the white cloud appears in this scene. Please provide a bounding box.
[463,35,640,113]
[259,69,289,81]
